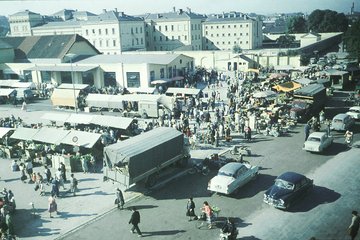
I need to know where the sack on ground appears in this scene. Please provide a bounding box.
[21,175,27,181]
[34,184,39,191]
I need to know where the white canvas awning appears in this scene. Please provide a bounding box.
[41,112,71,122]
[0,128,14,139]
[91,115,134,130]
[0,89,16,97]
[10,128,40,141]
[32,127,70,144]
[51,88,80,107]
[58,84,89,90]
[60,130,101,148]
[65,113,94,125]
[127,87,156,94]
[166,87,201,96]
[0,80,20,87]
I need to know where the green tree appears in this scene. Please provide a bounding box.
[232,44,242,54]
[277,34,296,48]
[344,20,360,61]
[308,9,348,33]
[287,16,307,33]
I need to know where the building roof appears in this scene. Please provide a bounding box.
[0,39,13,49]
[204,11,253,23]
[0,34,99,60]
[33,20,81,29]
[10,10,40,17]
[77,53,183,65]
[141,10,205,21]
[85,10,142,23]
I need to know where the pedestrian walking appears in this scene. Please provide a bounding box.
[51,179,59,198]
[48,196,58,218]
[21,100,27,111]
[44,165,52,184]
[186,197,196,221]
[60,162,67,182]
[55,168,65,190]
[348,210,360,240]
[115,188,125,209]
[304,123,311,141]
[245,126,252,141]
[70,174,78,196]
[201,201,213,229]
[25,161,33,181]
[129,207,142,237]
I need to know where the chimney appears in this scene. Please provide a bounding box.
[173,7,176,13]
[157,14,161,18]
[115,8,118,13]
[187,7,191,13]
[179,9,183,15]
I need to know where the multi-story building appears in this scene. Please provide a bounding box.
[141,8,205,51]
[202,11,262,51]
[8,10,44,36]
[9,9,146,54]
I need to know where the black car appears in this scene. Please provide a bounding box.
[263,172,313,210]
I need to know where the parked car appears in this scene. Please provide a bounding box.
[330,113,355,131]
[346,106,360,120]
[207,162,259,195]
[263,172,313,210]
[303,132,333,153]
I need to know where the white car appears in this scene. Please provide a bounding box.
[207,162,259,195]
[346,106,360,120]
[303,132,333,153]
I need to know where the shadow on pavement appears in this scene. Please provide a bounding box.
[124,204,158,210]
[56,211,97,219]
[323,142,349,156]
[232,174,277,199]
[290,185,341,213]
[238,236,262,240]
[141,229,186,237]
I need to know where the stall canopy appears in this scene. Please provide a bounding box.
[273,81,301,92]
[0,80,20,88]
[10,128,40,141]
[127,87,156,94]
[60,130,101,148]
[0,128,14,139]
[32,127,70,144]
[85,94,118,109]
[324,69,348,76]
[65,113,93,125]
[0,89,16,97]
[51,88,80,107]
[252,90,277,99]
[165,87,201,96]
[58,84,89,90]
[293,78,313,85]
[26,65,97,72]
[41,112,71,122]
[90,115,134,130]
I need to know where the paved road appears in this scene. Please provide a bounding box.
[59,121,360,240]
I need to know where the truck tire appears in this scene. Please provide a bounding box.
[145,174,157,188]
[177,157,188,168]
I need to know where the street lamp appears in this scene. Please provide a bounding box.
[65,53,78,113]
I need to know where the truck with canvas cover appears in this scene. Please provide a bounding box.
[290,84,326,122]
[103,127,190,188]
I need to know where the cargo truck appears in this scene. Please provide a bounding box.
[103,127,190,188]
[290,84,326,122]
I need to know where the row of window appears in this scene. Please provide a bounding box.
[205,32,249,37]
[85,28,116,36]
[152,23,201,32]
[205,24,249,29]
[91,39,117,47]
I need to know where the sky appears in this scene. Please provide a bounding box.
[0,0,358,17]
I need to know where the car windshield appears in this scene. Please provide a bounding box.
[274,179,294,190]
[333,119,343,123]
[218,171,234,178]
[307,137,321,142]
[350,109,360,113]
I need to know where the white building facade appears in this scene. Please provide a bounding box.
[8,10,44,36]
[142,8,205,51]
[202,12,263,51]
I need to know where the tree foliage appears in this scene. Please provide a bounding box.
[344,20,360,61]
[287,16,307,33]
[232,44,242,54]
[307,9,348,33]
[277,34,296,48]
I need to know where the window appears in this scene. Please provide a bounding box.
[234,25,237,28]
[132,39,134,46]
[217,34,219,37]
[103,72,116,87]
[159,26,161,31]
[228,25,231,28]
[99,40,102,47]
[112,28,115,34]
[131,28,133,34]
[105,29,108,35]
[165,25,168,31]
[136,38,139,44]
[246,33,248,36]
[222,25,225,28]
[86,29,89,35]
[184,35,187,40]
[92,29,95,34]
[211,34,213,37]
[150,71,155,81]
[159,36,162,41]
[160,68,165,78]
[222,33,225,36]
[98,29,101,35]
[234,33,237,36]
[140,27,142,33]
[211,26,213,29]
[106,40,109,47]
[154,36,156,41]
[141,38,143,44]
[228,33,231,36]
[153,26,155,32]
[113,40,116,46]
[126,72,140,87]
[216,26,219,29]
[168,67,173,78]
[136,27,138,33]
[166,36,168,41]
[172,36,174,40]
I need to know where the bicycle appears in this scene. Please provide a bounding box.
[195,206,221,230]
[188,162,210,176]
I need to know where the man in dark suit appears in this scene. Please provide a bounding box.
[129,207,142,237]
